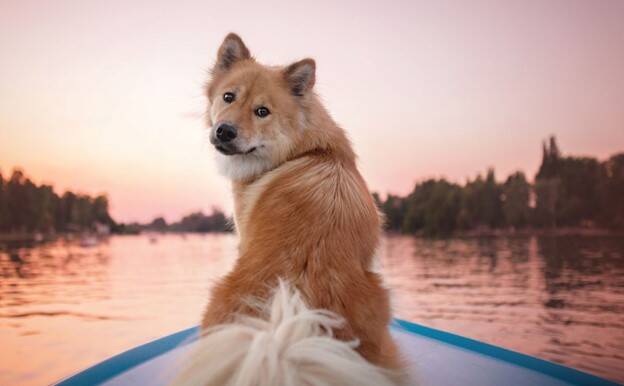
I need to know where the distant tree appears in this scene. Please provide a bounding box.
[169,208,230,233]
[0,168,116,234]
[403,179,462,236]
[60,191,78,230]
[502,172,530,228]
[378,194,406,231]
[534,136,603,227]
[536,136,561,180]
[75,195,94,228]
[534,175,560,228]
[147,216,168,231]
[482,169,504,228]
[6,169,29,232]
[0,171,7,231]
[556,157,602,225]
[35,184,56,232]
[534,138,561,228]
[599,153,624,228]
[92,195,114,226]
[458,169,503,229]
[402,180,436,233]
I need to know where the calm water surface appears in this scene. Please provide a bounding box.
[0,234,623,385]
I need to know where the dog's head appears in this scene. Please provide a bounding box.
[205,33,316,181]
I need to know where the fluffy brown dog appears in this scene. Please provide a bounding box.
[173,33,403,386]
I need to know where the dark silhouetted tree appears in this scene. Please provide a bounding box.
[147,217,168,231]
[534,136,604,227]
[458,169,503,229]
[0,171,7,231]
[403,179,462,236]
[599,153,624,228]
[536,136,561,180]
[0,168,116,234]
[378,194,406,231]
[502,172,530,228]
[169,208,229,232]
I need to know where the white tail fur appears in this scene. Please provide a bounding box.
[170,280,400,386]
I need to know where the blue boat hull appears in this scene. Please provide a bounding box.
[54,319,620,386]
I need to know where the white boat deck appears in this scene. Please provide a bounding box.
[98,328,584,386]
[56,320,620,386]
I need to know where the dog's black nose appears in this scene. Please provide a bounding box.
[216,123,237,142]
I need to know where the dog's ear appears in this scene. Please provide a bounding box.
[283,58,316,96]
[214,33,251,73]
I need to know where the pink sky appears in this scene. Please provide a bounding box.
[1,0,623,223]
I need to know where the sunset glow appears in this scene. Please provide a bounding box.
[1,0,623,222]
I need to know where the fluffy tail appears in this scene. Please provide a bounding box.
[170,280,400,386]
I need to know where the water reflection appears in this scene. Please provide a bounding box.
[380,235,624,382]
[0,234,238,386]
[0,234,623,385]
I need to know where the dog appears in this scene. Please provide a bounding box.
[171,33,404,386]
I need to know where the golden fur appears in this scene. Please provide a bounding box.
[202,33,402,371]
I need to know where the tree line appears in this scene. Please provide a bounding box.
[0,168,232,235]
[0,169,115,234]
[3,136,622,237]
[374,137,624,236]
[132,210,231,233]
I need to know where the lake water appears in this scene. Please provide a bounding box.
[1,234,623,385]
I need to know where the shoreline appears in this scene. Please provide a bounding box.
[386,227,624,238]
[2,227,624,244]
[461,227,624,238]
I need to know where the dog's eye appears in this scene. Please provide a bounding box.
[255,106,270,118]
[223,92,235,103]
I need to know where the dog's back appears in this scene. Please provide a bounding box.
[203,151,402,369]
